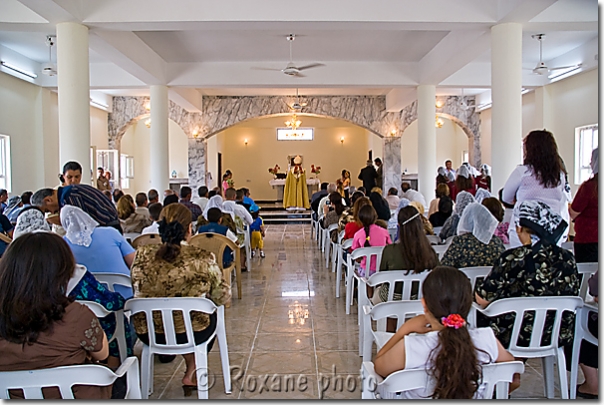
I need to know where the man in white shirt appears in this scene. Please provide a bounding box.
[445,159,456,177]
[223,187,253,225]
[192,186,209,212]
[141,202,162,234]
[135,192,150,218]
[400,182,427,209]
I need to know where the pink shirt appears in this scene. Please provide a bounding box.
[351,224,392,276]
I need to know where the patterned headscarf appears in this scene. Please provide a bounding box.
[514,200,568,245]
[4,196,21,218]
[437,166,446,176]
[474,188,492,204]
[14,207,50,239]
[61,205,99,247]
[591,147,599,175]
[457,203,498,245]
[454,191,475,216]
[203,195,224,220]
[480,164,491,176]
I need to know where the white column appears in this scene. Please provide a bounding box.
[491,23,523,192]
[417,85,436,202]
[56,22,91,184]
[150,85,170,193]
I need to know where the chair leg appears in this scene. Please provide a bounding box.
[362,320,374,362]
[216,316,232,394]
[235,263,242,300]
[345,272,355,315]
[194,348,209,399]
[331,245,338,273]
[542,356,555,399]
[335,255,342,298]
[569,330,583,399]
[325,239,331,268]
[141,346,151,399]
[556,348,569,399]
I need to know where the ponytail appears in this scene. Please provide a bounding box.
[357,205,378,248]
[363,225,372,247]
[155,219,186,262]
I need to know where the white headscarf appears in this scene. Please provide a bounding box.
[454,191,475,216]
[61,205,99,247]
[457,203,498,245]
[591,147,599,175]
[14,208,50,239]
[457,165,471,179]
[480,163,491,176]
[437,167,446,176]
[202,195,224,220]
[474,188,492,204]
[389,198,411,228]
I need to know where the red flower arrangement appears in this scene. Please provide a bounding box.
[268,164,281,175]
[310,165,321,175]
[441,314,466,329]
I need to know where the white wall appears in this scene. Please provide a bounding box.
[367,130,383,163]
[401,117,469,173]
[479,108,491,165]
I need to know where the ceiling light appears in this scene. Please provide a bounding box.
[548,66,582,82]
[90,99,109,109]
[435,115,444,128]
[475,102,492,112]
[521,88,530,95]
[285,113,302,130]
[435,100,444,108]
[0,61,37,79]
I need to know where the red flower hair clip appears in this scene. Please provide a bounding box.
[441,314,466,329]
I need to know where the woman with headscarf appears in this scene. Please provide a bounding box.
[451,165,475,201]
[474,187,492,204]
[475,200,579,350]
[388,197,410,229]
[477,164,492,191]
[440,203,505,269]
[61,205,136,299]
[409,200,434,235]
[438,191,475,240]
[369,191,391,222]
[3,196,21,224]
[13,206,50,238]
[435,166,448,187]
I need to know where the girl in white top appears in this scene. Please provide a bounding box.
[502,130,571,248]
[374,266,516,399]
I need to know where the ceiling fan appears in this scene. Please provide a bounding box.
[252,34,325,77]
[41,35,57,76]
[528,34,581,76]
[285,88,308,111]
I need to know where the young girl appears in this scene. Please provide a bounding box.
[249,207,265,258]
[351,205,392,277]
[374,266,515,399]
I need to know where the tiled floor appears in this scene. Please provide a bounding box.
[135,224,577,399]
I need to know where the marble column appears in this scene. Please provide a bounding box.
[150,85,170,193]
[383,136,402,194]
[491,23,522,192]
[417,85,437,201]
[188,138,207,189]
[56,22,91,184]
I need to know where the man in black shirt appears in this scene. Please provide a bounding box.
[358,160,378,192]
[310,182,329,219]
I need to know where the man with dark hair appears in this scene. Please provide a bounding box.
[135,192,150,218]
[374,157,383,190]
[31,184,121,233]
[192,186,209,211]
[96,167,110,191]
[112,189,124,204]
[386,186,401,210]
[163,194,178,206]
[179,186,202,221]
[224,187,253,225]
[358,160,378,193]
[0,189,8,213]
[62,161,83,186]
[235,188,251,211]
[141,202,163,235]
[148,189,159,204]
[310,182,329,217]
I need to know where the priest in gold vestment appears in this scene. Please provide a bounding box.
[283,155,310,209]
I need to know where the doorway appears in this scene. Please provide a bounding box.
[217,153,222,186]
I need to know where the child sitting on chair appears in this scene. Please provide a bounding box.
[373,266,517,399]
[249,207,265,258]
[197,207,238,268]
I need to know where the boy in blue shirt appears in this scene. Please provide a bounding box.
[249,206,265,258]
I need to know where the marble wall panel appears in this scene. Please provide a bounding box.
[383,136,402,194]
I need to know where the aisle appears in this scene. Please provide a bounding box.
[141,224,559,399]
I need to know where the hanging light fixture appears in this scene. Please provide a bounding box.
[285,113,302,130]
[435,115,444,128]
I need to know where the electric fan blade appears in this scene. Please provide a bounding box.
[250,67,283,71]
[293,72,307,78]
[296,63,325,71]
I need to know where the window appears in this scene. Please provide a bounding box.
[574,124,598,184]
[0,135,12,192]
[277,128,314,141]
[120,154,134,189]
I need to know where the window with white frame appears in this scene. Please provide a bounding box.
[0,135,12,192]
[120,154,134,189]
[574,124,598,185]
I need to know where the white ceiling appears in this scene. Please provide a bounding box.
[0,0,598,111]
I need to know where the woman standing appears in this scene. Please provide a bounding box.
[476,164,492,191]
[502,130,570,248]
[337,169,351,201]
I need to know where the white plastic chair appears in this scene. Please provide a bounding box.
[474,296,583,399]
[431,243,450,260]
[336,239,353,298]
[362,299,425,361]
[317,214,326,249]
[569,302,598,399]
[0,357,142,399]
[387,227,397,242]
[561,241,574,253]
[331,230,345,274]
[79,300,128,363]
[237,224,252,272]
[426,235,441,245]
[310,213,318,240]
[360,360,524,399]
[459,266,492,292]
[124,297,231,399]
[345,246,385,315]
[577,262,598,301]
[91,272,132,293]
[324,223,339,268]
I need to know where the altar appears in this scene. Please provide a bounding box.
[269,178,321,201]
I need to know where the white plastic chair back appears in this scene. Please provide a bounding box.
[131,233,162,249]
[362,300,425,361]
[569,303,598,399]
[387,227,397,242]
[0,357,142,399]
[325,223,339,268]
[335,238,353,299]
[331,230,345,274]
[124,297,231,399]
[79,300,128,363]
[431,244,450,260]
[361,360,524,399]
[426,235,441,245]
[576,262,597,301]
[561,241,574,253]
[475,296,583,398]
[459,266,492,292]
[91,272,132,293]
[345,246,385,315]
[237,224,252,272]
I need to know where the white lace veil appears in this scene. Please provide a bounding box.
[14,208,50,239]
[203,195,224,220]
[457,202,498,245]
[474,188,492,204]
[61,205,99,247]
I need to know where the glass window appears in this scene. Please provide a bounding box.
[574,124,598,184]
[0,135,12,192]
[277,128,314,141]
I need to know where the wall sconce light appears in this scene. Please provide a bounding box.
[435,115,444,128]
[192,128,199,137]
[144,101,151,111]
[435,100,444,108]
[340,136,345,144]
[390,129,397,136]
[144,119,151,128]
[244,138,248,145]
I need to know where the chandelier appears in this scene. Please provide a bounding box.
[285,113,302,130]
